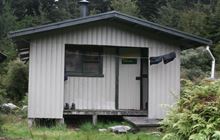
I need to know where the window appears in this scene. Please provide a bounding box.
[65,45,103,77]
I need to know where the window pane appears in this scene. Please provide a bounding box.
[83,63,99,74]
[65,50,82,73]
[83,52,100,63]
[65,45,103,76]
[83,51,101,74]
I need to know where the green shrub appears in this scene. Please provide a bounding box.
[4,60,28,104]
[181,48,211,81]
[0,86,5,134]
[161,79,220,140]
[0,114,3,135]
[111,0,140,17]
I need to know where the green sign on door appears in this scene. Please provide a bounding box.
[122,58,137,64]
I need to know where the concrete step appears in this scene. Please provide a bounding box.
[123,116,161,128]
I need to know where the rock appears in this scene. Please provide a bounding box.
[2,103,19,110]
[99,128,107,132]
[108,125,131,133]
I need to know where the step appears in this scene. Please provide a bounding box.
[123,116,161,127]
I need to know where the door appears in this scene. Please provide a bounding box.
[118,48,140,110]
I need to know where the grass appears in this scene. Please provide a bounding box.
[1,114,162,140]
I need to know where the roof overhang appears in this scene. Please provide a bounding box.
[9,11,212,49]
[9,10,212,63]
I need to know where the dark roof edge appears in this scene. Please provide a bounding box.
[114,12,212,46]
[9,11,116,38]
[9,11,212,46]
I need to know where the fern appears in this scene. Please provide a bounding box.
[189,133,207,140]
[162,133,180,140]
[161,80,220,139]
[212,131,220,140]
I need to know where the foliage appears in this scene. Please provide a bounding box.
[181,48,211,81]
[0,115,3,135]
[4,60,28,104]
[89,0,111,15]
[155,0,218,78]
[209,1,220,72]
[0,82,5,134]
[0,0,17,38]
[208,0,220,43]
[137,0,165,21]
[0,88,4,134]
[156,0,213,36]
[89,0,166,20]
[161,79,220,140]
[110,0,140,17]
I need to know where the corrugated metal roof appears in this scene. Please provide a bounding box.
[9,11,212,46]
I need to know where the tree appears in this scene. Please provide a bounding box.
[208,0,220,43]
[137,0,165,21]
[11,0,41,20]
[208,1,220,71]
[0,0,17,65]
[0,0,17,38]
[181,48,211,81]
[155,3,180,29]
[89,0,111,14]
[155,0,218,80]
[67,0,80,18]
[155,0,212,35]
[110,0,140,17]
[4,60,28,103]
[39,0,70,22]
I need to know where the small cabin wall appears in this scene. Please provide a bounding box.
[28,35,65,119]
[64,47,116,110]
[148,42,180,119]
[28,21,180,119]
[62,22,148,111]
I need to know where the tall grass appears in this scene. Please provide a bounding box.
[1,114,161,140]
[79,121,128,131]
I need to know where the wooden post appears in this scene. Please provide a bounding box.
[57,118,65,125]
[28,118,34,128]
[92,115,97,126]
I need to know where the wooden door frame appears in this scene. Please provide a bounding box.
[116,47,145,110]
[140,48,149,110]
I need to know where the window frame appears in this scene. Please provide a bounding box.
[65,45,104,77]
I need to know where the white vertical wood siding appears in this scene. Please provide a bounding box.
[148,42,180,119]
[63,23,180,118]
[28,35,64,119]
[62,23,147,47]
[64,48,116,110]
[63,23,147,110]
[28,22,180,119]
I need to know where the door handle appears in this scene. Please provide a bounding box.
[136,75,148,80]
